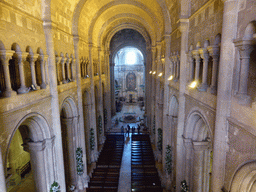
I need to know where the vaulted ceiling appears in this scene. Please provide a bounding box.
[53,0,173,48]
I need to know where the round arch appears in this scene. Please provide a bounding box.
[60,97,78,118]
[98,15,155,47]
[72,0,171,36]
[169,95,179,117]
[230,161,256,192]
[5,113,53,192]
[87,1,160,43]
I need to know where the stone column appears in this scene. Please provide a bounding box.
[234,40,254,97]
[55,56,61,85]
[198,49,209,91]
[188,51,194,81]
[73,35,89,189]
[44,55,50,87]
[38,56,47,89]
[0,50,17,97]
[17,52,29,94]
[208,45,220,94]
[71,58,76,81]
[0,147,7,192]
[192,141,210,192]
[66,56,71,82]
[193,50,200,83]
[212,0,239,191]
[151,47,156,141]
[44,137,55,187]
[43,20,66,191]
[23,141,47,192]
[61,57,67,84]
[176,54,180,80]
[28,54,40,90]
[176,18,189,189]
[183,137,193,187]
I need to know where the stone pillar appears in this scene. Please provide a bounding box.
[55,56,61,85]
[66,56,71,81]
[234,40,254,96]
[212,0,239,191]
[198,49,209,91]
[176,18,189,189]
[0,50,17,97]
[17,52,29,94]
[28,54,40,90]
[38,55,47,89]
[192,141,210,192]
[193,51,200,83]
[44,137,55,186]
[110,63,116,116]
[44,55,50,86]
[0,147,7,192]
[61,57,67,84]
[73,35,89,189]
[43,21,66,191]
[23,141,47,192]
[150,47,156,140]
[188,51,194,82]
[208,45,220,94]
[183,138,193,188]
[162,34,172,189]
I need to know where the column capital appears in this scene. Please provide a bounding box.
[55,56,61,64]
[192,50,200,59]
[0,50,15,62]
[207,45,220,57]
[192,141,210,151]
[61,57,67,64]
[177,19,189,33]
[183,136,193,148]
[233,38,255,58]
[28,53,39,63]
[199,48,209,60]
[23,140,46,152]
[16,52,29,63]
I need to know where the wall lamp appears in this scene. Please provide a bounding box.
[168,75,174,81]
[189,80,198,88]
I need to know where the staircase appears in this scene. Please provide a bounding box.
[87,134,124,192]
[131,135,163,192]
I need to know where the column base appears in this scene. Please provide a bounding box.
[17,86,29,94]
[2,89,17,97]
[62,80,68,84]
[209,86,217,95]
[40,83,47,89]
[235,93,252,105]
[197,83,208,92]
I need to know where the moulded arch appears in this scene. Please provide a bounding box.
[88,1,160,43]
[11,43,21,52]
[184,109,212,141]
[0,41,6,51]
[98,15,155,47]
[26,46,34,55]
[243,20,256,40]
[204,39,210,48]
[60,97,78,118]
[111,44,146,65]
[72,0,172,36]
[214,33,221,45]
[103,24,152,52]
[169,95,179,117]
[230,161,256,192]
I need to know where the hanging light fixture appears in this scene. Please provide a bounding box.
[152,71,156,75]
[149,71,152,74]
[158,72,163,77]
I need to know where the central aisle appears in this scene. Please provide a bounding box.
[118,134,131,192]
